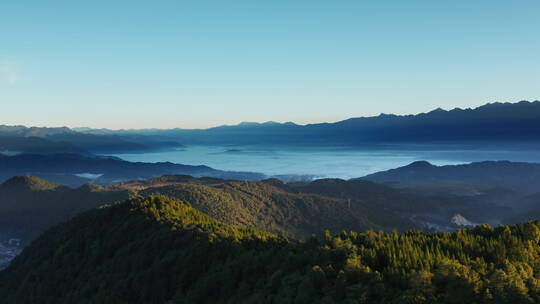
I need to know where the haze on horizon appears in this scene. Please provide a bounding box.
[1,1,539,129]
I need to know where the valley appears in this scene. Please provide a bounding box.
[2,155,540,270]
[2,102,540,302]
[4,1,539,301]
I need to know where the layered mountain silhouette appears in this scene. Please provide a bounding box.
[0,125,182,154]
[1,169,535,244]
[0,136,85,154]
[78,100,540,145]
[0,153,264,187]
[0,175,413,242]
[4,101,540,154]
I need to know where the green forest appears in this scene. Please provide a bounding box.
[1,195,539,304]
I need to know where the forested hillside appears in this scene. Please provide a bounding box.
[2,173,531,246]
[0,176,129,241]
[137,178,410,238]
[0,175,415,244]
[1,195,539,304]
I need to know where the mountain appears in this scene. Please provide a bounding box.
[0,175,411,269]
[0,136,86,154]
[87,174,524,236]
[6,101,540,153]
[0,175,128,241]
[1,175,63,192]
[0,171,530,247]
[0,153,264,187]
[134,177,409,238]
[361,160,540,194]
[0,125,183,154]
[0,125,73,137]
[45,133,150,153]
[316,100,540,143]
[0,174,413,245]
[77,100,540,146]
[1,195,539,303]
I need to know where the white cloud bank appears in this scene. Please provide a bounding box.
[75,173,104,180]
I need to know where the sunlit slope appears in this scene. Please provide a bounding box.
[1,195,539,303]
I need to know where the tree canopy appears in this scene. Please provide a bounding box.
[1,195,539,304]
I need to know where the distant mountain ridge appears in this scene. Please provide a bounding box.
[0,136,85,154]
[0,125,183,154]
[0,125,74,137]
[361,160,540,193]
[75,100,540,145]
[0,153,265,187]
[6,101,540,148]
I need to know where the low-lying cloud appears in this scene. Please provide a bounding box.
[75,173,104,180]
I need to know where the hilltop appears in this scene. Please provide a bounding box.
[1,175,63,192]
[1,195,539,303]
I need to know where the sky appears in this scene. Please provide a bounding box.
[1,1,539,129]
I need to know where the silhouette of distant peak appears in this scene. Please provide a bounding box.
[429,107,446,113]
[405,161,435,168]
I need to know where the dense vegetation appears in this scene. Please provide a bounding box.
[1,195,539,304]
[2,173,530,244]
[139,179,410,238]
[0,175,418,243]
[0,175,129,241]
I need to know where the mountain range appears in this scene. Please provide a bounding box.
[1,151,540,303]
[0,175,414,243]
[0,125,183,154]
[4,101,540,155]
[2,100,540,303]
[0,153,264,187]
[4,157,540,245]
[77,100,540,146]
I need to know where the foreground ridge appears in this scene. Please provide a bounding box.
[1,195,539,304]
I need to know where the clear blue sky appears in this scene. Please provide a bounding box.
[1,1,539,129]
